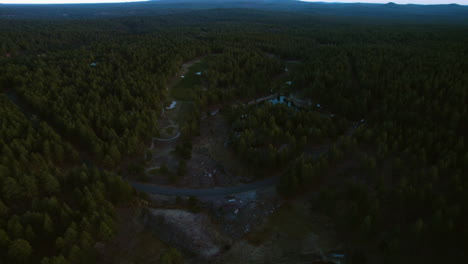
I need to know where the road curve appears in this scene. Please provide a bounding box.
[130,176,279,197]
[152,131,181,142]
[136,121,363,197]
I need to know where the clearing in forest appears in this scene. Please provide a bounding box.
[170,59,207,101]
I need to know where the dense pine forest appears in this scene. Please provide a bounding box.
[1,1,468,263]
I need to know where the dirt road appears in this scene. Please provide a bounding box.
[130,176,279,197]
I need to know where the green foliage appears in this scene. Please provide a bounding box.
[203,49,282,101]
[187,196,201,213]
[0,98,132,263]
[3,34,208,167]
[160,248,183,264]
[177,160,187,178]
[128,162,146,182]
[159,164,169,174]
[175,140,192,160]
[8,239,32,263]
[229,102,346,180]
[1,6,468,264]
[171,60,207,101]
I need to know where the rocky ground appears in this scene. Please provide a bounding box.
[98,185,351,264]
[145,208,230,259]
[141,187,348,264]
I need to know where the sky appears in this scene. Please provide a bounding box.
[301,0,466,4]
[0,0,466,4]
[0,0,150,3]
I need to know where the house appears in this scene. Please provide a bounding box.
[166,101,177,110]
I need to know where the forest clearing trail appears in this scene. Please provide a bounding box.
[130,176,279,197]
[149,57,206,149]
[180,57,204,75]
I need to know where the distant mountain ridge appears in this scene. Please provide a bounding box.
[1,0,468,23]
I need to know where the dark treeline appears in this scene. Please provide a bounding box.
[0,96,132,263]
[1,5,468,264]
[226,102,348,174]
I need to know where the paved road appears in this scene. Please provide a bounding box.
[130,176,279,197]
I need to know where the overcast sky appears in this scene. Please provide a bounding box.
[1,0,467,5]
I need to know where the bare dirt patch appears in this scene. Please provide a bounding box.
[213,197,344,264]
[178,113,255,188]
[145,208,231,259]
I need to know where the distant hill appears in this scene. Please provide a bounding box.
[1,0,468,24]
